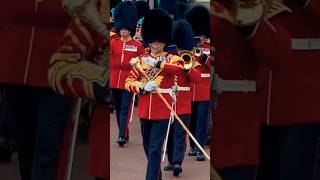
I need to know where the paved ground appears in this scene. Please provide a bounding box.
[0,107,210,180]
[110,108,210,180]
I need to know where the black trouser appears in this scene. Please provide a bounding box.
[218,166,257,180]
[140,119,168,180]
[258,123,320,180]
[167,114,190,165]
[7,86,72,180]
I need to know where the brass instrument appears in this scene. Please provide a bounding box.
[193,47,203,57]
[178,50,196,70]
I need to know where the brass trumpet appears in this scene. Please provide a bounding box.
[178,50,196,70]
[193,47,203,57]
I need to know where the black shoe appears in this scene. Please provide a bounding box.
[196,151,205,161]
[188,147,197,156]
[173,164,182,176]
[164,163,173,171]
[116,137,126,147]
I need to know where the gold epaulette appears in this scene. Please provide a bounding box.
[169,55,184,64]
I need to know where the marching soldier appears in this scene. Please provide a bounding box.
[227,0,320,179]
[125,9,187,180]
[211,2,262,179]
[185,4,211,161]
[134,0,150,42]
[243,1,320,179]
[0,0,72,179]
[110,1,144,147]
[49,0,109,179]
[164,19,204,176]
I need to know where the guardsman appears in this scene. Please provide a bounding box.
[49,0,109,179]
[134,0,150,42]
[210,2,262,180]
[185,5,211,161]
[158,0,178,20]
[110,1,145,147]
[125,9,186,180]
[0,0,72,179]
[232,0,320,179]
[163,19,203,176]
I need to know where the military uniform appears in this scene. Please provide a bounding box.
[0,1,72,180]
[48,0,110,179]
[110,1,144,145]
[125,9,188,180]
[164,20,203,176]
[210,2,262,180]
[237,0,320,179]
[185,5,211,161]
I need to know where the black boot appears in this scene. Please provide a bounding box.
[116,137,127,147]
[173,164,182,176]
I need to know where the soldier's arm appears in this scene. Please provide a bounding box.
[125,67,144,94]
[187,66,202,83]
[48,17,109,101]
[156,55,186,76]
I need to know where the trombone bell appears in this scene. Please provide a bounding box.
[179,50,195,70]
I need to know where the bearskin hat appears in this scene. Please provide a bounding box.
[172,20,195,51]
[113,1,138,37]
[185,5,210,37]
[111,0,122,9]
[142,9,172,45]
[158,0,178,18]
[135,1,150,20]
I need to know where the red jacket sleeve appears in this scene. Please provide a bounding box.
[48,17,109,100]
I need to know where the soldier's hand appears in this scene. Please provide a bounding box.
[130,57,140,67]
[143,81,157,92]
[143,57,158,67]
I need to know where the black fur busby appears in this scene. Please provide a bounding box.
[113,1,138,37]
[172,20,195,51]
[185,5,210,37]
[135,1,150,20]
[111,0,122,9]
[158,0,178,18]
[142,9,172,45]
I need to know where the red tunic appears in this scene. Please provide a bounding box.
[110,37,144,89]
[49,17,109,179]
[175,65,201,115]
[191,42,211,101]
[0,0,70,87]
[125,52,186,120]
[248,0,320,125]
[211,2,262,169]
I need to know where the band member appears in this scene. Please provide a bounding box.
[211,2,262,180]
[48,0,109,179]
[158,0,178,20]
[229,0,320,179]
[0,1,72,179]
[134,0,150,42]
[125,9,186,180]
[185,5,211,161]
[164,19,203,176]
[110,1,144,147]
[246,1,320,179]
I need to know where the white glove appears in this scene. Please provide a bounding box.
[130,57,140,67]
[143,57,158,67]
[143,81,157,92]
